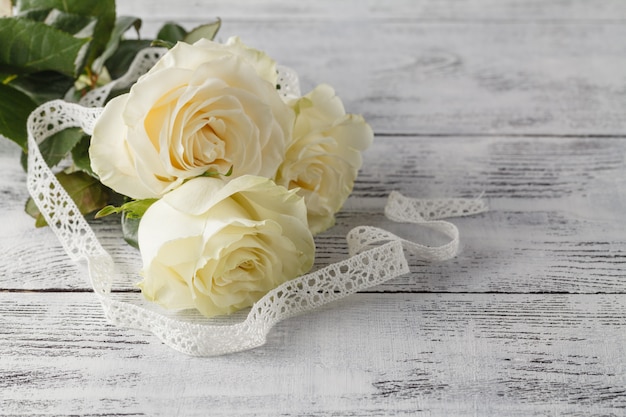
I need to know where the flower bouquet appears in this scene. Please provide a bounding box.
[1,1,487,355]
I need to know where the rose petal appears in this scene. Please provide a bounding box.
[90,95,158,199]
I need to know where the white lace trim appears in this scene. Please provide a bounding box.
[24,48,488,356]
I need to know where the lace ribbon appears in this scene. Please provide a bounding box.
[24,49,488,356]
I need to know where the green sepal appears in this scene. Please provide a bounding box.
[150,39,175,49]
[95,198,158,220]
[121,213,140,249]
[199,165,233,178]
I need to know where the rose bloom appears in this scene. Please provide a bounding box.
[276,84,373,234]
[90,37,294,199]
[0,0,12,17]
[137,175,315,318]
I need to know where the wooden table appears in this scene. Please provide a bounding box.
[2,1,625,415]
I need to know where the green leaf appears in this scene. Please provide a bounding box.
[40,127,83,167]
[58,171,110,215]
[25,171,110,227]
[25,197,48,227]
[0,17,89,76]
[0,83,37,150]
[16,9,50,21]
[157,22,187,44]
[92,15,142,74]
[104,38,152,79]
[44,10,97,71]
[70,134,95,177]
[20,127,84,171]
[13,8,97,77]
[7,70,74,104]
[15,0,116,67]
[40,9,97,36]
[183,18,221,44]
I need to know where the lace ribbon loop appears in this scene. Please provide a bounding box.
[347,191,488,262]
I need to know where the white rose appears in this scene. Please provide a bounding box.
[276,84,373,234]
[137,175,315,318]
[90,37,293,199]
[0,0,12,17]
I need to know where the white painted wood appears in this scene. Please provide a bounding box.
[117,0,626,21]
[115,3,626,135]
[1,1,625,416]
[3,136,624,293]
[1,293,625,416]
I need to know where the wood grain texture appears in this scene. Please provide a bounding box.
[1,1,625,416]
[2,136,624,293]
[115,4,626,136]
[1,293,625,416]
[117,0,626,21]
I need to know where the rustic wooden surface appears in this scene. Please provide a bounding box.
[1,1,625,416]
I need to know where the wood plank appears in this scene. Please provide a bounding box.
[1,292,624,416]
[107,18,626,135]
[328,136,626,292]
[117,0,626,21]
[0,2,624,416]
[228,21,626,135]
[4,8,625,139]
[2,136,624,293]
